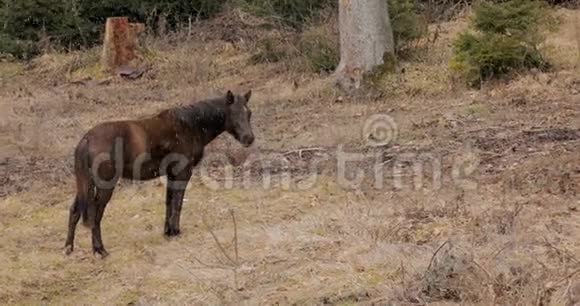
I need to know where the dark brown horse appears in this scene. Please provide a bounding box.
[64,90,255,258]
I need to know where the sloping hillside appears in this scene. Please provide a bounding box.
[0,7,578,305]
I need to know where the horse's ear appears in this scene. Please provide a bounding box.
[244,90,252,103]
[226,90,235,105]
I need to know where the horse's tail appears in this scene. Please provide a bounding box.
[74,137,96,228]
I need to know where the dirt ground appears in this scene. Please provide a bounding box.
[0,8,579,306]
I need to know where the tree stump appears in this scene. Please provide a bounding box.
[101,17,141,70]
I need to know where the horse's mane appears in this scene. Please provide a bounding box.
[170,96,227,131]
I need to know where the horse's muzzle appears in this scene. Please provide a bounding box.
[241,134,255,147]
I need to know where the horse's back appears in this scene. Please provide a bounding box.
[78,120,150,160]
[75,110,191,181]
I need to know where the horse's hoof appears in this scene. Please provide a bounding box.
[165,229,181,239]
[63,245,74,256]
[164,228,181,238]
[93,249,109,259]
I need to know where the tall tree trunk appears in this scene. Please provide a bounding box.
[334,0,395,91]
[576,12,580,70]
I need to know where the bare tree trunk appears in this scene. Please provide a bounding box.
[334,0,395,91]
[101,17,137,70]
[575,12,580,70]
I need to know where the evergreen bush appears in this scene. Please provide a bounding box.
[451,0,557,86]
[388,0,428,53]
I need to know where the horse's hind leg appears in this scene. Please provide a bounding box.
[164,186,175,236]
[64,196,82,255]
[91,187,114,258]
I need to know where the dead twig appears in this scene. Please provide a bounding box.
[230,210,239,268]
[425,239,450,275]
[543,266,580,302]
[283,147,326,159]
[190,208,242,290]
[190,256,229,270]
[542,236,579,264]
[202,213,236,265]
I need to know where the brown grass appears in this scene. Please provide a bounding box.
[0,8,579,305]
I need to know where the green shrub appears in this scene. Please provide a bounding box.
[0,34,39,59]
[0,0,93,51]
[388,0,428,53]
[79,0,225,30]
[250,25,338,74]
[0,0,226,58]
[239,0,336,28]
[417,0,475,22]
[472,0,558,36]
[298,27,339,73]
[451,0,556,87]
[451,31,548,86]
[249,37,289,64]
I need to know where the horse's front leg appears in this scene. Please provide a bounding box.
[165,168,192,237]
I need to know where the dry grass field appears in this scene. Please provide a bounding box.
[0,7,579,306]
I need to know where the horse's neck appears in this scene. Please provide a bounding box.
[180,103,226,146]
[197,121,225,146]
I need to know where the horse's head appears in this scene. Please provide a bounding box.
[224,90,255,147]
